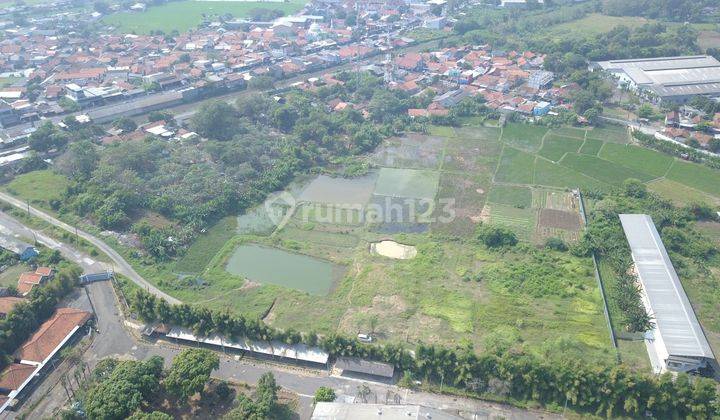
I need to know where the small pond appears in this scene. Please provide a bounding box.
[225,244,342,295]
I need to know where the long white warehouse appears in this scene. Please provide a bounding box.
[619,214,717,374]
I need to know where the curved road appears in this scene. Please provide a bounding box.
[0,191,180,304]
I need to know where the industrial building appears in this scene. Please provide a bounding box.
[619,214,717,374]
[595,55,720,103]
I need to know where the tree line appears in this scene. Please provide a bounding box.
[127,287,720,418]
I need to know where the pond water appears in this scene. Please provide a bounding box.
[298,172,378,206]
[225,244,342,295]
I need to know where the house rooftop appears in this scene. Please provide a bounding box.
[14,308,92,364]
[0,363,35,392]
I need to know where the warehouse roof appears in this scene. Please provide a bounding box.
[335,356,395,378]
[166,327,329,364]
[596,55,720,99]
[619,214,715,360]
[312,403,462,420]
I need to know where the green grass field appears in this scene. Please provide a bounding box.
[579,138,604,155]
[648,179,720,206]
[548,13,656,37]
[103,0,305,34]
[666,160,720,197]
[174,216,238,273]
[538,134,584,162]
[533,158,608,191]
[586,125,629,144]
[4,170,70,209]
[550,127,586,139]
[599,143,674,178]
[495,146,536,184]
[487,185,532,208]
[560,153,654,185]
[501,123,548,152]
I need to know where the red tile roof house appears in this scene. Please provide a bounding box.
[15,308,92,366]
[16,267,54,296]
[0,308,91,414]
[0,297,25,318]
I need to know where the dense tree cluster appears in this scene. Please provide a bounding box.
[82,349,220,419]
[224,373,280,419]
[601,0,719,23]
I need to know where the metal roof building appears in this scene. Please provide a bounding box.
[165,327,329,365]
[311,403,462,420]
[595,55,720,103]
[335,356,395,379]
[619,214,717,374]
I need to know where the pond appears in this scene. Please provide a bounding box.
[298,172,378,206]
[225,244,342,295]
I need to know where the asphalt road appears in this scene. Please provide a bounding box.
[0,192,180,304]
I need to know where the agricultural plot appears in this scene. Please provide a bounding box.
[666,160,720,197]
[373,168,440,200]
[599,143,674,178]
[487,185,532,208]
[494,146,536,184]
[372,134,445,169]
[299,173,377,206]
[293,203,364,226]
[647,179,720,206]
[560,153,655,185]
[533,158,608,191]
[501,123,548,152]
[538,134,584,162]
[431,172,488,236]
[487,203,537,240]
[579,138,604,155]
[428,125,457,137]
[443,130,502,173]
[367,195,431,234]
[585,125,629,144]
[550,127,587,139]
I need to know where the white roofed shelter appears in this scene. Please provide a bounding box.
[619,214,717,374]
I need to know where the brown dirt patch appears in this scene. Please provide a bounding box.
[538,208,581,231]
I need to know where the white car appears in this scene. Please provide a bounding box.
[357,333,373,343]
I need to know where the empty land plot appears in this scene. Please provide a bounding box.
[373,135,444,169]
[533,189,578,212]
[487,203,537,240]
[538,134,584,162]
[666,160,720,197]
[4,170,70,209]
[444,134,501,172]
[533,158,608,191]
[175,216,237,273]
[550,127,587,139]
[586,125,629,143]
[599,143,674,178]
[487,185,532,208]
[560,154,654,185]
[538,208,582,231]
[279,226,360,249]
[428,125,456,138]
[579,138,604,155]
[647,179,720,206]
[494,147,536,184]
[454,126,501,143]
[293,203,364,226]
[431,173,487,236]
[501,123,548,152]
[374,168,440,199]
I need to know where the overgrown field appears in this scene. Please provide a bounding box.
[6,119,720,368]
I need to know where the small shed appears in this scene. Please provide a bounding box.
[335,357,395,379]
[0,234,37,262]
